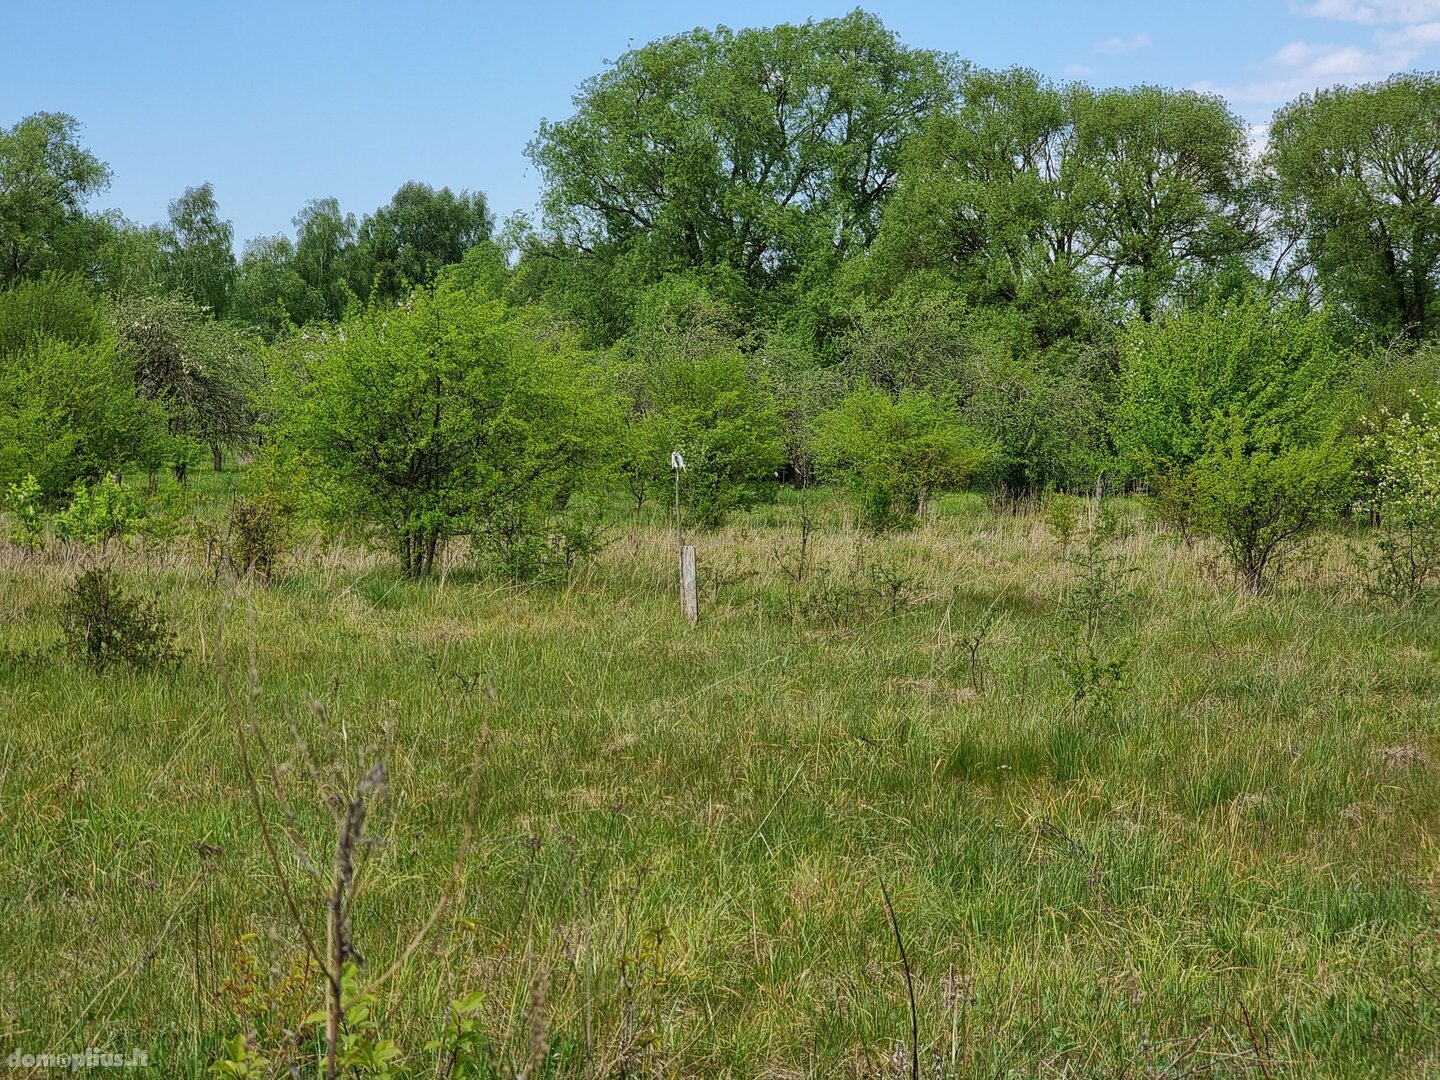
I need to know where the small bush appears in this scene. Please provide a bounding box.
[1146,468,1200,544]
[1054,501,1136,712]
[54,478,144,546]
[1357,396,1440,603]
[227,492,292,581]
[620,356,787,531]
[813,386,993,532]
[3,473,46,549]
[1192,426,1353,593]
[58,568,181,670]
[474,508,610,584]
[1043,492,1082,549]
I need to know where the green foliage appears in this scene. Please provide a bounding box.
[1044,491,1082,550]
[614,280,785,528]
[1068,84,1261,319]
[358,182,494,303]
[303,965,404,1078]
[837,283,988,395]
[1054,501,1135,713]
[1146,467,1201,544]
[813,385,992,531]
[1357,395,1440,602]
[0,279,166,501]
[3,474,45,549]
[207,1035,268,1078]
[1193,425,1355,592]
[115,292,263,462]
[54,478,144,546]
[526,11,954,340]
[1116,291,1352,479]
[275,282,617,577]
[424,991,494,1079]
[1116,289,1358,592]
[0,271,111,355]
[627,355,786,531]
[964,338,1115,493]
[57,567,180,670]
[1269,73,1440,339]
[873,70,1259,333]
[833,283,1113,492]
[0,112,110,285]
[225,492,292,582]
[157,183,236,316]
[230,190,499,339]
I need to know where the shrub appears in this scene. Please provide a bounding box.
[1054,501,1136,713]
[836,285,1113,493]
[1357,395,1440,602]
[616,341,785,529]
[227,492,292,581]
[963,339,1116,494]
[58,568,181,670]
[1043,492,1082,549]
[813,385,993,531]
[1115,291,1351,480]
[474,508,609,584]
[0,277,167,500]
[1118,291,1359,591]
[1146,467,1200,544]
[274,282,618,577]
[54,478,144,546]
[114,293,264,473]
[1193,423,1354,592]
[3,473,46,549]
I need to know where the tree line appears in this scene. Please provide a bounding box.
[2,11,1439,591]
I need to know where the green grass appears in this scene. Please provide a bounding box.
[0,479,1438,1077]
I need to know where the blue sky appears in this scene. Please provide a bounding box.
[4,1,1438,248]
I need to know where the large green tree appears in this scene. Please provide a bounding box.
[526,11,955,339]
[869,69,1090,343]
[873,71,1260,335]
[357,182,494,302]
[0,113,110,286]
[230,199,365,335]
[158,183,236,316]
[1269,73,1440,340]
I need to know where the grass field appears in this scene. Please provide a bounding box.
[1,475,1438,1078]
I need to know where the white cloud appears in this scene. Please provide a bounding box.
[1093,33,1151,55]
[1197,1,1439,106]
[1376,20,1440,46]
[1062,63,1096,77]
[1294,0,1440,24]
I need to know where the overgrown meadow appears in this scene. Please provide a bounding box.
[1,476,1438,1079]
[4,7,1440,1077]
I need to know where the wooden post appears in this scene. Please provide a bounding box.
[680,544,698,624]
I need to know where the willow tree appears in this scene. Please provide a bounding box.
[1269,73,1440,340]
[0,113,110,286]
[525,11,956,338]
[873,71,1261,334]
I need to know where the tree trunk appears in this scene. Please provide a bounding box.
[211,443,224,472]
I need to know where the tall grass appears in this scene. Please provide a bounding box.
[0,481,1436,1076]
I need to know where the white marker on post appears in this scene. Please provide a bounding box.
[672,450,696,623]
